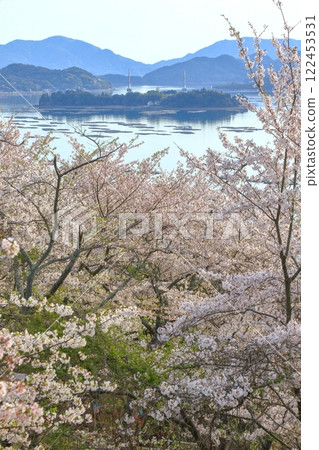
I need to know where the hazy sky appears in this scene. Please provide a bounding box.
[0,0,301,63]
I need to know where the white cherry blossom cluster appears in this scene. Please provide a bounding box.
[0,295,120,447]
[1,238,19,258]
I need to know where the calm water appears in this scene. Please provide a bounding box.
[0,87,268,170]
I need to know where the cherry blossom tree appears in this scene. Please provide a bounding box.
[0,1,300,448]
[110,3,301,448]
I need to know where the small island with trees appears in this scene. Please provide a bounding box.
[38,88,242,112]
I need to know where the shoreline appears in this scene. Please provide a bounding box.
[38,105,247,114]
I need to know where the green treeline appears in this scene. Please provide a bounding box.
[0,64,112,92]
[39,89,240,108]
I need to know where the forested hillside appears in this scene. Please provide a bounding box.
[0,64,112,92]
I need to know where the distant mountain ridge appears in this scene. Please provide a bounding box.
[0,37,152,76]
[143,55,247,86]
[104,55,281,88]
[168,37,300,63]
[0,36,301,76]
[0,64,112,92]
[0,52,283,94]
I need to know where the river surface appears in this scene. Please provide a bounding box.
[0,86,269,170]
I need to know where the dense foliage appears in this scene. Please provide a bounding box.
[0,64,112,93]
[0,4,300,449]
[39,88,240,109]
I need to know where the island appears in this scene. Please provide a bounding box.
[38,88,242,112]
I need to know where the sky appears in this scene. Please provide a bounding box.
[0,0,301,63]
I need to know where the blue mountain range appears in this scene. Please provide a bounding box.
[0,36,301,77]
